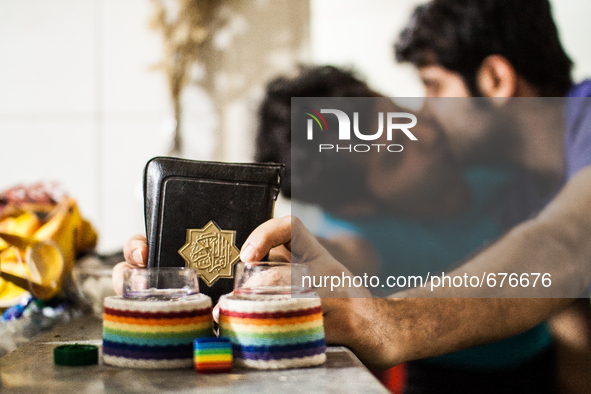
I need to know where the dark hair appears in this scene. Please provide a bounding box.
[394,0,573,96]
[255,65,378,207]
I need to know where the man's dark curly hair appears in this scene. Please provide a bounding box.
[255,65,378,204]
[395,0,573,96]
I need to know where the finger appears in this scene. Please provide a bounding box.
[112,261,136,295]
[240,216,292,262]
[123,234,148,267]
[290,217,327,263]
[213,303,220,324]
[268,245,291,262]
[213,291,234,324]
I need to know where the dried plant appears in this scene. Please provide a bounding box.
[149,0,221,154]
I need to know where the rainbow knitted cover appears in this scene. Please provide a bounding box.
[219,294,326,369]
[102,294,213,369]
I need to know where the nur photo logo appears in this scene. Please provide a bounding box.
[303,106,418,153]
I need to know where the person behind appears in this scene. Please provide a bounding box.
[394,1,591,392]
[256,65,552,394]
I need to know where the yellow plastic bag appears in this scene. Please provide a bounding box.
[0,196,97,303]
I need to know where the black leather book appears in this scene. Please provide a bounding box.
[143,157,284,304]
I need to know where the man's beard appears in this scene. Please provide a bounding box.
[445,98,523,168]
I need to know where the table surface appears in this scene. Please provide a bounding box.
[0,314,389,394]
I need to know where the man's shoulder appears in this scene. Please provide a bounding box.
[567,80,591,98]
[564,82,591,179]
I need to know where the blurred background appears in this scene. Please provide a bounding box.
[0,0,590,253]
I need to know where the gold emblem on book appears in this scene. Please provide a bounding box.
[178,221,240,286]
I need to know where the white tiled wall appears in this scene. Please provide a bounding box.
[310,0,424,97]
[0,0,308,253]
[0,121,99,216]
[0,1,96,114]
[550,0,591,82]
[0,0,173,253]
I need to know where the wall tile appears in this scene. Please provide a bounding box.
[0,121,98,229]
[0,0,96,113]
[102,0,170,114]
[100,116,169,252]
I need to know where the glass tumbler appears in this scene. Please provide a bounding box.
[123,267,200,300]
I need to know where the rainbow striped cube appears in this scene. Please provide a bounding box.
[194,337,233,373]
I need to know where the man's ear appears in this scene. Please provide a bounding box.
[477,55,518,101]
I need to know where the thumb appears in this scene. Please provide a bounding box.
[240,216,292,262]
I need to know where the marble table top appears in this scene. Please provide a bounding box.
[0,314,389,394]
